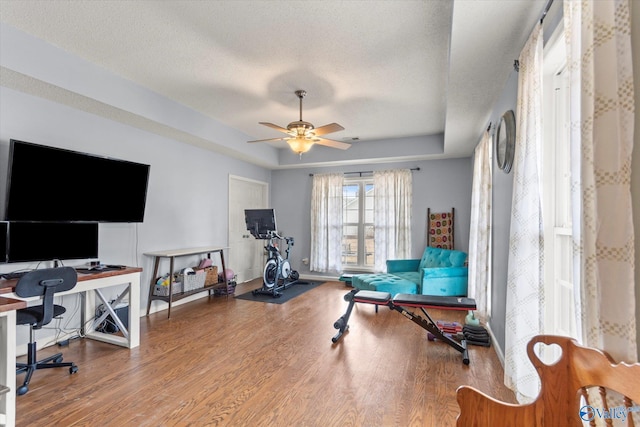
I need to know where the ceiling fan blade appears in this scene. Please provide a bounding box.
[247,137,286,143]
[314,137,351,150]
[312,123,345,136]
[259,122,290,134]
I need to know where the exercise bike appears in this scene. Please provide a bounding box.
[252,230,300,297]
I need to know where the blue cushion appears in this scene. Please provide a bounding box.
[421,275,468,296]
[419,247,467,270]
[386,259,420,273]
[393,271,421,284]
[352,273,418,294]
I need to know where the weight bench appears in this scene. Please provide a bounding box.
[332,289,477,365]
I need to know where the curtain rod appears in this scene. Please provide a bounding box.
[309,167,420,177]
[513,0,555,72]
[540,0,554,24]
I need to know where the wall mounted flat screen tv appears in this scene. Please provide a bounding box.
[5,139,150,222]
[6,222,98,263]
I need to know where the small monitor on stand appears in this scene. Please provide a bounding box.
[244,209,277,239]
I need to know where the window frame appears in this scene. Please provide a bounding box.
[342,176,375,271]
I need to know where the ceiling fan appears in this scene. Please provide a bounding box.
[248,90,351,156]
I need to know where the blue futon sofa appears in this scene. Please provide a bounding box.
[351,246,468,296]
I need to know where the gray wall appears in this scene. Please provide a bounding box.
[271,157,473,278]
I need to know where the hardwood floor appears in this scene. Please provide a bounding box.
[16,280,515,426]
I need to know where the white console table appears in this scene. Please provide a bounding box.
[145,246,228,318]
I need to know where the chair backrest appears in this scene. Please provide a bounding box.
[15,267,78,328]
[456,335,640,426]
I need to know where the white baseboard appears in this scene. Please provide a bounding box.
[486,322,505,368]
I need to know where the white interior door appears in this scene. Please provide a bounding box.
[228,175,268,283]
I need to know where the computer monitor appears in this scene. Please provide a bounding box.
[244,209,277,239]
[6,222,99,263]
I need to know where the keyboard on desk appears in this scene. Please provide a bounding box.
[76,265,126,274]
[1,271,30,280]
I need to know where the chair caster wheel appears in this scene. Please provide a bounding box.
[17,385,28,396]
[54,356,63,363]
[70,365,78,374]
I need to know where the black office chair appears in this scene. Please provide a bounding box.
[15,267,79,395]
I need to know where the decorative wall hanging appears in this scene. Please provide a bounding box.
[427,207,454,249]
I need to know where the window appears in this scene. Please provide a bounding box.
[542,25,577,339]
[342,178,374,270]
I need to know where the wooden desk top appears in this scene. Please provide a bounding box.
[0,266,143,295]
[0,297,27,313]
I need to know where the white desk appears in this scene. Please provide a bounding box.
[0,267,142,427]
[0,298,25,427]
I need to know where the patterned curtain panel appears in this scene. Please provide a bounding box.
[373,169,412,272]
[504,23,544,403]
[565,0,637,364]
[310,173,343,273]
[427,209,454,249]
[468,130,492,320]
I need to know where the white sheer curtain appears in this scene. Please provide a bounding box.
[373,169,412,272]
[565,0,637,363]
[504,23,544,403]
[310,173,343,273]
[468,130,492,320]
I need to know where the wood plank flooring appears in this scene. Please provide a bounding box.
[15,280,515,426]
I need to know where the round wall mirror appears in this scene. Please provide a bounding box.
[495,110,516,173]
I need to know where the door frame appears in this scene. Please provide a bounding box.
[228,174,269,282]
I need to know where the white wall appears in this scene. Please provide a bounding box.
[0,86,271,348]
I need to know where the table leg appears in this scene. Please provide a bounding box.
[0,310,16,427]
[146,256,160,316]
[219,249,229,299]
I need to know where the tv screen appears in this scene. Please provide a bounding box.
[244,209,277,239]
[7,222,98,263]
[5,139,150,222]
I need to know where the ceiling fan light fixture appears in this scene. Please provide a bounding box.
[287,136,314,155]
[248,89,350,153]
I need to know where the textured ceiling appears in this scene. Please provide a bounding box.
[0,0,548,168]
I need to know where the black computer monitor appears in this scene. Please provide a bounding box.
[6,222,99,263]
[244,209,277,239]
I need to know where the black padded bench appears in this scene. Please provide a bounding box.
[332,289,477,365]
